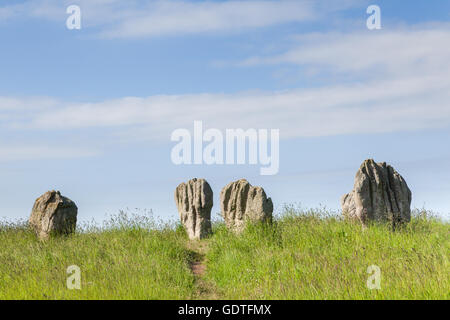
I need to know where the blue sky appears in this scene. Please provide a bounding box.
[1,0,450,222]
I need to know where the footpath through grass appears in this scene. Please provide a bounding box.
[0,207,448,299]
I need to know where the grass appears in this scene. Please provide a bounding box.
[0,206,448,299]
[0,211,195,299]
[206,206,450,299]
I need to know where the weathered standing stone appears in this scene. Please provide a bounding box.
[29,190,78,239]
[341,159,412,227]
[220,179,273,232]
[175,178,213,240]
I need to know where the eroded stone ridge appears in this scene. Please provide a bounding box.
[220,179,273,232]
[341,159,412,227]
[29,190,78,239]
[175,178,213,240]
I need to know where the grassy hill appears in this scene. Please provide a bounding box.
[0,207,448,300]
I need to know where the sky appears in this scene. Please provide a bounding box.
[1,0,450,223]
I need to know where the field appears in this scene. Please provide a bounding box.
[0,206,448,300]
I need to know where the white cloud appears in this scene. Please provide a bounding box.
[240,25,450,79]
[0,145,98,161]
[0,0,355,38]
[1,22,449,153]
[1,24,449,142]
[1,72,448,141]
[0,97,59,110]
[100,0,316,38]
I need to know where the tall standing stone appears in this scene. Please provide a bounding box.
[175,178,213,240]
[341,159,412,227]
[29,190,78,239]
[220,179,273,232]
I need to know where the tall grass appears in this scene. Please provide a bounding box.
[205,205,450,299]
[0,207,448,299]
[0,211,194,299]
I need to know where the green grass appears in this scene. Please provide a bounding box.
[0,207,448,299]
[206,206,450,299]
[0,212,195,299]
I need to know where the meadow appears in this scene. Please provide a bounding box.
[0,206,448,300]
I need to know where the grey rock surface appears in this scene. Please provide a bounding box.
[29,190,78,239]
[220,179,273,232]
[175,178,213,240]
[341,159,412,227]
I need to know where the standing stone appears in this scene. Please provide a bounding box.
[29,190,78,239]
[220,179,273,232]
[175,178,213,240]
[341,159,412,227]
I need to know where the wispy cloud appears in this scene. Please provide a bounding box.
[1,21,449,160]
[239,24,450,79]
[2,24,448,141]
[0,0,361,38]
[100,0,317,38]
[0,97,59,110]
[2,73,449,141]
[0,144,98,161]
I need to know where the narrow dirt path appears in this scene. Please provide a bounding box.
[187,240,219,299]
